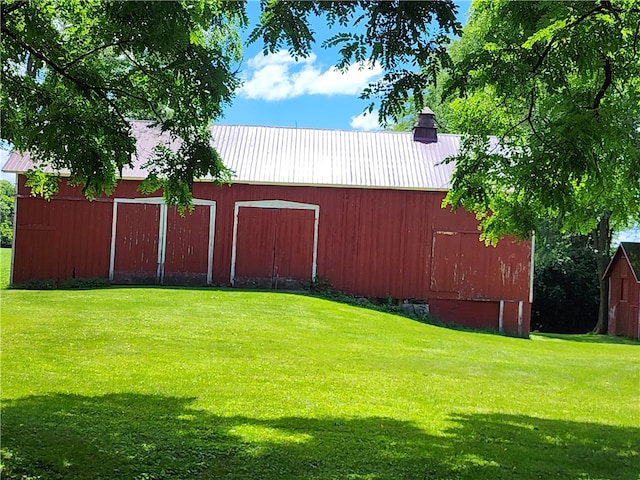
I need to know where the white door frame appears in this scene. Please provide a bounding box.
[109,198,217,284]
[230,200,320,286]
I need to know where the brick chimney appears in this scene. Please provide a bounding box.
[413,107,437,143]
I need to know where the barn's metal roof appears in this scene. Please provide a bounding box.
[3,121,462,191]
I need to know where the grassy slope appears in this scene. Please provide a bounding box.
[1,286,638,480]
[0,247,10,289]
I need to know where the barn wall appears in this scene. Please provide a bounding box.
[13,176,533,336]
[189,182,531,303]
[13,177,113,283]
[607,252,640,339]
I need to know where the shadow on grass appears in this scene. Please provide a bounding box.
[533,332,639,345]
[1,394,638,480]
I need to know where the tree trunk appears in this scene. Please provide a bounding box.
[591,211,612,334]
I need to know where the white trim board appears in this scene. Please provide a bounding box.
[9,173,18,286]
[230,199,320,286]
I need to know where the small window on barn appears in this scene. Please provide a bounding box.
[620,278,628,301]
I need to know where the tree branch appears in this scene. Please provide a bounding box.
[64,41,130,69]
[117,46,161,84]
[526,88,545,145]
[104,94,130,128]
[2,27,162,119]
[499,112,529,145]
[591,57,612,113]
[531,41,556,76]
[103,85,162,118]
[531,4,606,75]
[1,0,27,16]
[2,27,97,93]
[621,20,640,70]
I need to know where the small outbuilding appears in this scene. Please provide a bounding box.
[3,111,534,337]
[604,242,640,339]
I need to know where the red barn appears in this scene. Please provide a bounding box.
[604,242,640,339]
[3,111,533,337]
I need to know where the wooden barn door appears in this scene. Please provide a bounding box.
[617,277,629,336]
[232,200,319,289]
[163,204,215,286]
[234,208,278,288]
[110,199,216,285]
[111,201,162,284]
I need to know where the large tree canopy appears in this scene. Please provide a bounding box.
[1,0,248,206]
[440,0,640,332]
[1,0,460,206]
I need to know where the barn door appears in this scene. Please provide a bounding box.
[234,208,278,288]
[110,198,216,285]
[110,201,162,284]
[616,277,629,336]
[430,231,491,297]
[163,205,216,286]
[231,200,319,289]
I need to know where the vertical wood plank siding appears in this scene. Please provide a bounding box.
[13,177,113,283]
[112,203,161,284]
[13,176,532,335]
[164,205,212,285]
[607,250,640,339]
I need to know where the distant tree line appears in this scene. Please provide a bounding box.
[0,180,15,248]
[532,221,599,333]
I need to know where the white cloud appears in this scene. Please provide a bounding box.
[239,50,382,101]
[350,110,381,131]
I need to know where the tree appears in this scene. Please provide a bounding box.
[2,0,460,209]
[0,180,16,248]
[250,1,461,121]
[532,220,599,333]
[440,0,640,333]
[1,0,246,208]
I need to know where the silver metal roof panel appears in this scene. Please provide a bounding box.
[3,121,461,191]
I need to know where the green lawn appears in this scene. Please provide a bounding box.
[0,248,11,289]
[1,284,638,479]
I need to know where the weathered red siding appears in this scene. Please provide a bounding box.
[12,176,533,336]
[112,202,161,284]
[607,251,640,339]
[13,178,112,283]
[164,205,212,285]
[235,207,315,288]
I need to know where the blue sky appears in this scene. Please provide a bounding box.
[223,1,472,131]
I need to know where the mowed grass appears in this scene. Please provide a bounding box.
[1,283,639,479]
[0,247,11,289]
